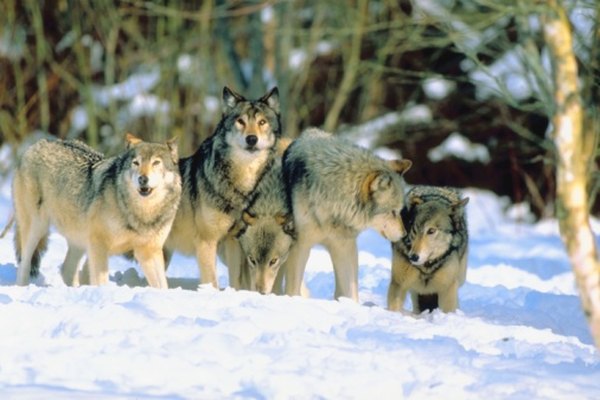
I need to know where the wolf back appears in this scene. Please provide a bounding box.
[388,185,469,313]
[12,135,181,288]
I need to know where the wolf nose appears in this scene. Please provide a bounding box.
[409,254,419,263]
[138,175,149,186]
[246,135,258,147]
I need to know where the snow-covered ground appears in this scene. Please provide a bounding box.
[0,178,599,398]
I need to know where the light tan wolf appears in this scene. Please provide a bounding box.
[165,87,281,288]
[281,128,412,301]
[388,185,469,313]
[12,134,181,288]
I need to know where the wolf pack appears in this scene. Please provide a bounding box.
[11,86,469,314]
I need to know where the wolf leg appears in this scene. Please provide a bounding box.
[134,246,169,289]
[387,280,407,312]
[87,241,110,286]
[61,244,85,286]
[218,237,244,289]
[272,265,285,294]
[326,237,359,301]
[15,218,49,286]
[195,240,219,288]
[438,281,459,312]
[284,236,313,296]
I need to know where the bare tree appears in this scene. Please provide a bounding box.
[543,0,600,348]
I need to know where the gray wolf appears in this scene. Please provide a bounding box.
[281,128,412,301]
[12,134,181,288]
[218,157,295,294]
[165,86,281,287]
[387,185,469,313]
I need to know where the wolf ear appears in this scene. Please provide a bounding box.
[451,197,469,214]
[259,87,280,115]
[222,87,245,113]
[166,136,179,163]
[387,159,412,175]
[242,211,257,226]
[126,133,143,148]
[408,196,424,207]
[276,213,295,237]
[360,171,393,204]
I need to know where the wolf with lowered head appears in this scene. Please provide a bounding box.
[281,128,412,301]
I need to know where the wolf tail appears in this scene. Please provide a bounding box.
[14,223,48,278]
[0,212,14,239]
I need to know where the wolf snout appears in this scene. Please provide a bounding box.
[137,175,153,196]
[138,175,149,186]
[246,135,258,147]
[408,253,420,264]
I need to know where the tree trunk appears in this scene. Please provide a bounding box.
[543,0,600,348]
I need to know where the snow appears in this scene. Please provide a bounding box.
[92,68,161,107]
[428,132,491,163]
[422,76,456,100]
[0,172,599,398]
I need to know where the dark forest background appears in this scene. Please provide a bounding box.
[1,0,598,218]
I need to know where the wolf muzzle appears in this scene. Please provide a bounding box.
[245,134,258,147]
[138,175,153,197]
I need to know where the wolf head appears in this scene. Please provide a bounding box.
[362,159,412,242]
[402,193,469,266]
[219,86,281,154]
[124,133,180,199]
[238,211,295,294]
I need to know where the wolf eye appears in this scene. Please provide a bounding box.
[132,160,140,166]
[269,257,279,267]
[152,159,161,166]
[236,118,245,126]
[258,119,267,126]
[427,228,437,235]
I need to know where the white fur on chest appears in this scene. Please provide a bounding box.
[229,147,269,194]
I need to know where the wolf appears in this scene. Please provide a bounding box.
[218,156,295,294]
[387,185,469,313]
[281,128,412,301]
[12,134,181,288]
[165,86,281,288]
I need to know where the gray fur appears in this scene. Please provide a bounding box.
[165,87,281,287]
[389,185,469,313]
[13,136,181,288]
[282,128,412,300]
[236,159,295,294]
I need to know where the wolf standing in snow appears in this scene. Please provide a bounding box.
[218,157,295,294]
[165,87,281,288]
[388,185,469,313]
[12,134,181,288]
[281,128,412,301]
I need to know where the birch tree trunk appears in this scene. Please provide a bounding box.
[543,0,600,348]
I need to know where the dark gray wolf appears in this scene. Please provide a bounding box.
[281,128,412,301]
[13,134,181,288]
[165,86,281,287]
[388,185,469,313]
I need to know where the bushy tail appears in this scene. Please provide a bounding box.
[0,213,14,239]
[14,223,48,278]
